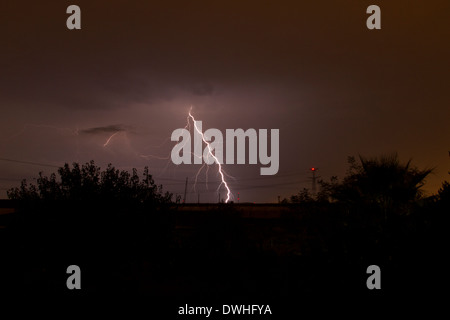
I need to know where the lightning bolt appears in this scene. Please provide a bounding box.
[103,131,122,147]
[193,162,210,192]
[137,106,234,203]
[188,109,232,203]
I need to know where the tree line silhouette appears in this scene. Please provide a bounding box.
[1,154,448,297]
[3,161,176,292]
[7,160,173,204]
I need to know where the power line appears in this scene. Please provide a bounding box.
[153,170,308,184]
[0,158,314,194]
[0,157,59,168]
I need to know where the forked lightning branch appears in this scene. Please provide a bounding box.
[170,112,279,176]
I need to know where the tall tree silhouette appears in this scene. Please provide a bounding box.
[327,154,432,220]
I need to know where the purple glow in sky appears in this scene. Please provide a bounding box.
[1,1,449,202]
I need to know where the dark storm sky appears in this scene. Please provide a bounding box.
[1,0,449,202]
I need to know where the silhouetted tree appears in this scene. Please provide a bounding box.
[319,154,432,224]
[290,188,314,204]
[6,160,175,257]
[437,181,450,209]
[316,176,339,203]
[6,161,176,279]
[7,160,173,205]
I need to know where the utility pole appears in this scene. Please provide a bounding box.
[198,192,200,204]
[183,177,188,204]
[310,167,320,197]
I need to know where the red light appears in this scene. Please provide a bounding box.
[311,167,316,171]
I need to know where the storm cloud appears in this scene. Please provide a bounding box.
[0,1,449,202]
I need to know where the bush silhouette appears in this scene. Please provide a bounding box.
[6,161,176,287]
[318,154,432,217]
[7,160,173,206]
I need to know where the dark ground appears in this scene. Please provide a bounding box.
[0,200,447,315]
